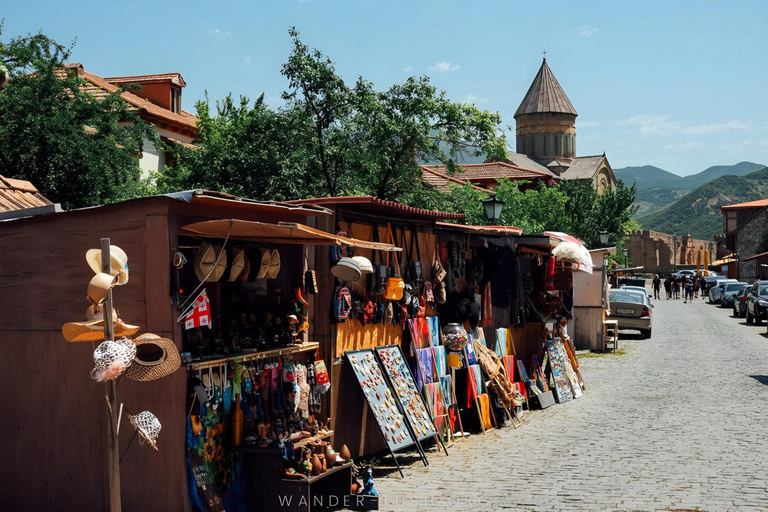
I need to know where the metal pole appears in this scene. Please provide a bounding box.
[101,239,121,512]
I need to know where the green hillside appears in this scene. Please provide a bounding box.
[637,167,768,239]
[679,161,766,190]
[614,165,683,189]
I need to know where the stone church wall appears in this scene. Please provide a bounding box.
[626,230,714,274]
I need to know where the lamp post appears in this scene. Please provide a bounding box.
[599,230,609,246]
[622,248,629,269]
[672,235,681,271]
[482,196,505,225]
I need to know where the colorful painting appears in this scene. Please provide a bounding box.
[545,337,574,403]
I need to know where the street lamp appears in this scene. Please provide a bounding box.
[599,230,609,246]
[622,248,629,268]
[482,196,505,225]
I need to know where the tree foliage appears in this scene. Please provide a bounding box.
[0,24,154,209]
[168,28,507,202]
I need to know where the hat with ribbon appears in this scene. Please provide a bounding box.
[86,245,129,284]
[62,304,140,343]
[91,337,137,382]
[127,410,162,450]
[87,272,119,305]
[124,333,181,382]
[194,241,227,283]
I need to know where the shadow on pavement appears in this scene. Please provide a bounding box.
[749,375,768,386]
[618,332,644,340]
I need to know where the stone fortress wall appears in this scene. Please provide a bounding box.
[625,229,715,275]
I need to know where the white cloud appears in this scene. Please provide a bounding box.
[579,27,598,38]
[403,66,413,72]
[429,62,460,73]
[682,120,749,134]
[208,28,231,36]
[465,94,479,103]
[243,57,252,67]
[664,141,705,150]
[579,120,601,127]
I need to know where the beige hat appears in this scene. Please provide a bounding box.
[62,304,140,343]
[228,248,246,282]
[87,272,119,305]
[266,249,281,279]
[124,333,181,382]
[86,245,129,283]
[351,256,373,274]
[194,242,227,282]
[256,249,270,279]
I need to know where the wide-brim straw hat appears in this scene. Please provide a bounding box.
[87,272,119,305]
[86,245,129,282]
[228,248,246,282]
[124,333,181,382]
[62,304,140,343]
[238,252,251,282]
[331,257,362,283]
[266,249,281,279]
[256,249,270,279]
[194,241,227,282]
[127,410,161,450]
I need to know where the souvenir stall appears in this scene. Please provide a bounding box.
[0,190,387,512]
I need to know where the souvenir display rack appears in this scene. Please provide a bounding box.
[344,348,422,477]
[187,342,320,370]
[374,345,447,454]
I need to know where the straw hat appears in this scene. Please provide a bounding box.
[85,245,129,283]
[351,256,373,274]
[87,272,119,305]
[127,410,161,450]
[62,304,140,343]
[194,242,227,282]
[90,337,137,382]
[331,257,362,283]
[124,333,181,382]
[238,252,251,282]
[228,248,246,282]
[266,249,281,279]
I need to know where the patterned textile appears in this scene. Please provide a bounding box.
[477,393,493,430]
[503,355,516,383]
[481,283,493,328]
[466,363,485,407]
[416,348,435,392]
[464,336,477,366]
[440,374,454,406]
[432,345,446,377]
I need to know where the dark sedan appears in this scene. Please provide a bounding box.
[746,281,768,325]
[733,285,750,318]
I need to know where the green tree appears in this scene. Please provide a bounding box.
[0,25,155,209]
[168,29,506,202]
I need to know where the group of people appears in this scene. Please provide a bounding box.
[652,274,707,303]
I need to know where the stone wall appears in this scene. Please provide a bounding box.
[625,229,715,274]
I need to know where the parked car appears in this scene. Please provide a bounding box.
[721,282,748,308]
[703,275,726,297]
[674,270,696,279]
[709,279,738,304]
[746,280,768,324]
[608,289,653,339]
[620,285,651,300]
[732,284,751,317]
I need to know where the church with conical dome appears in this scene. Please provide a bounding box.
[506,57,617,193]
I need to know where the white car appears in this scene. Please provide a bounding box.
[620,285,651,300]
[608,288,653,339]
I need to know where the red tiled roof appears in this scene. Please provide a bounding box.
[105,73,186,87]
[285,196,465,220]
[0,175,53,213]
[420,166,491,193]
[720,199,768,211]
[419,162,554,184]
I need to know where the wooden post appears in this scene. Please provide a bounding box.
[101,239,121,512]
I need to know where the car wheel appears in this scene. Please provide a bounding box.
[741,308,746,318]
[756,313,763,326]
[641,329,652,339]
[747,309,754,324]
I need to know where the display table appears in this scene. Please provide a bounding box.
[242,446,369,512]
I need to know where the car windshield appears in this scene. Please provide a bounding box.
[726,283,745,291]
[760,286,768,295]
[609,292,644,304]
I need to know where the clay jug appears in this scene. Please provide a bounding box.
[340,444,351,463]
[324,445,336,467]
[311,454,322,475]
[318,453,327,472]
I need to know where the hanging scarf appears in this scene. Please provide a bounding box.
[432,345,446,377]
[416,348,435,391]
[494,328,507,358]
[503,355,516,383]
[482,283,493,328]
[427,316,440,346]
[440,374,454,406]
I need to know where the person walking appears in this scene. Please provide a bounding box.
[699,275,708,300]
[664,275,672,300]
[684,275,694,303]
[652,274,661,300]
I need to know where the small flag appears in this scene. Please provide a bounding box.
[183,290,211,330]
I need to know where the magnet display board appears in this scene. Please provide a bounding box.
[375,345,440,442]
[545,337,574,403]
[345,349,416,453]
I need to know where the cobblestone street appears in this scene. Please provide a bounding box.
[375,294,768,511]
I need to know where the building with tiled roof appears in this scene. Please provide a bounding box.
[419,161,555,192]
[0,174,58,219]
[513,57,617,193]
[61,64,199,178]
[720,198,768,278]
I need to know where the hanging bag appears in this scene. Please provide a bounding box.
[384,224,404,301]
[409,226,424,290]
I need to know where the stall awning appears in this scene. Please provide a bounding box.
[436,222,523,236]
[179,219,401,251]
[545,231,594,274]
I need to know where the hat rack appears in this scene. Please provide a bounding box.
[187,341,319,371]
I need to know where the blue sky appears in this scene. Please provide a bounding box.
[3,0,767,176]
